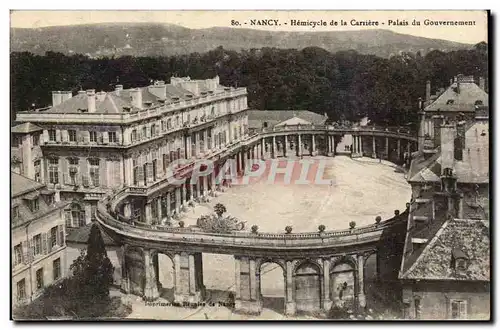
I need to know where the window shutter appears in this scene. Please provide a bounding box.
[58,225,64,247]
[459,301,467,319]
[21,241,27,264]
[43,130,49,144]
[29,238,34,262]
[145,126,151,138]
[46,229,52,251]
[65,211,72,228]
[103,132,109,144]
[55,130,61,142]
[84,131,90,144]
[113,161,121,188]
[100,160,107,188]
[61,158,69,184]
[42,233,48,255]
[116,130,122,144]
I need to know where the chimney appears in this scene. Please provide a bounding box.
[86,89,96,113]
[440,122,456,174]
[433,115,444,148]
[130,88,143,109]
[425,80,431,104]
[60,91,72,103]
[52,91,62,107]
[96,91,107,102]
[115,84,123,96]
[479,77,486,91]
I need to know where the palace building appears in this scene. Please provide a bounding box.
[399,75,490,320]
[11,76,249,229]
[11,172,68,307]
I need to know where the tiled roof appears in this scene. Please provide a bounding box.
[275,116,313,126]
[425,81,488,113]
[11,122,43,134]
[401,219,490,282]
[43,92,135,114]
[407,151,441,183]
[11,172,45,197]
[66,223,118,246]
[247,110,327,129]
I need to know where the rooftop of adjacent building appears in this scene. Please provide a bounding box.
[17,76,243,115]
[247,109,328,130]
[408,120,489,184]
[424,74,489,113]
[400,218,489,282]
[11,122,43,134]
[66,223,117,247]
[11,172,69,228]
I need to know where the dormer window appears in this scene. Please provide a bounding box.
[451,248,469,273]
[446,99,455,105]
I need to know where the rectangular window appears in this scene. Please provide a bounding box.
[450,300,467,319]
[89,131,98,143]
[50,226,57,248]
[36,268,44,290]
[151,124,156,137]
[34,234,42,256]
[32,134,39,146]
[14,244,22,265]
[48,158,59,184]
[91,204,97,221]
[131,130,137,143]
[90,168,100,187]
[108,132,117,143]
[17,279,26,302]
[142,127,147,139]
[68,130,77,142]
[13,206,20,219]
[48,130,56,142]
[53,258,61,281]
[34,160,41,182]
[30,198,39,212]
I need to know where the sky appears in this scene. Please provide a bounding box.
[10,10,488,44]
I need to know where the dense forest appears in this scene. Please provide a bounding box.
[10,42,487,127]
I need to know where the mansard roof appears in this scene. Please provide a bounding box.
[400,219,489,282]
[11,122,43,134]
[425,77,488,113]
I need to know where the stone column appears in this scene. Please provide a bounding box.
[385,136,389,159]
[181,185,186,206]
[186,135,192,159]
[357,254,366,309]
[323,258,332,311]
[166,192,171,218]
[397,139,401,161]
[272,136,277,159]
[174,253,203,305]
[352,135,357,155]
[143,249,159,301]
[144,202,152,224]
[311,134,316,156]
[261,138,265,159]
[123,202,132,219]
[359,136,363,155]
[283,135,289,157]
[120,245,130,293]
[298,134,302,156]
[240,151,246,175]
[285,260,296,315]
[234,256,262,314]
[156,197,162,223]
[372,136,376,158]
[327,135,333,156]
[175,187,181,213]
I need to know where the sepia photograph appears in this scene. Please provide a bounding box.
[9,10,490,321]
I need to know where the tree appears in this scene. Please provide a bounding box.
[70,224,114,302]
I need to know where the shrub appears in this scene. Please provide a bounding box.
[285,226,293,234]
[349,221,356,229]
[214,203,227,217]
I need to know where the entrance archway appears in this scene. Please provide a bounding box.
[258,261,285,314]
[156,252,175,301]
[330,260,356,309]
[294,261,322,313]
